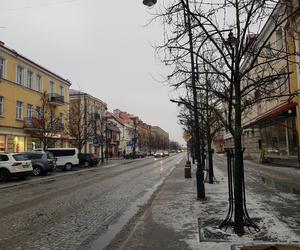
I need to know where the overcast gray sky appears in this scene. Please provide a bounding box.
[0,0,184,144]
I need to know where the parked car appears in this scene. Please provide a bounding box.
[154,151,164,158]
[34,148,79,171]
[135,151,146,158]
[163,151,170,157]
[0,153,33,181]
[78,153,99,167]
[21,151,56,176]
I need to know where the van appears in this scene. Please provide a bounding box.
[35,148,79,171]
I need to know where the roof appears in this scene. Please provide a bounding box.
[105,112,125,126]
[69,89,107,107]
[0,41,71,86]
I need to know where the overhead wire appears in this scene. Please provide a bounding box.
[0,0,80,13]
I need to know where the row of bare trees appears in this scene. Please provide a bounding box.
[153,0,300,235]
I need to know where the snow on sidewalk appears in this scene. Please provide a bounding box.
[112,158,299,250]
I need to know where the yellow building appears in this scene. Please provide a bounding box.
[0,41,71,152]
[286,6,300,154]
[238,1,300,167]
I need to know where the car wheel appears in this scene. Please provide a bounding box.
[64,163,73,171]
[84,161,90,167]
[0,169,10,182]
[32,166,42,176]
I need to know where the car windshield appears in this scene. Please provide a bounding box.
[13,154,29,161]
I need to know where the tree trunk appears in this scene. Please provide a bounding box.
[233,75,244,235]
[207,138,214,184]
[233,132,244,235]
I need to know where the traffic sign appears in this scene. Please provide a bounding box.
[183,133,192,142]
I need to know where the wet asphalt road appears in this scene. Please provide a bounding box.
[0,153,184,250]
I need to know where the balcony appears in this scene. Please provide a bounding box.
[23,117,43,131]
[47,93,64,106]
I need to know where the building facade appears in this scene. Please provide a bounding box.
[69,89,107,155]
[0,41,71,152]
[226,2,300,167]
[150,126,169,151]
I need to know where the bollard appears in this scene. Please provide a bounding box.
[185,161,192,178]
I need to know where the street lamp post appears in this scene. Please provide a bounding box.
[143,0,157,7]
[143,0,205,199]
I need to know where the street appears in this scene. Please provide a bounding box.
[104,154,300,250]
[0,154,184,250]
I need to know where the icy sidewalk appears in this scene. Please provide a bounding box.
[107,157,300,250]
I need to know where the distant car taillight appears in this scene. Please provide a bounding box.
[12,162,22,166]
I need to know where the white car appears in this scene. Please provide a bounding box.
[154,151,164,158]
[0,153,33,181]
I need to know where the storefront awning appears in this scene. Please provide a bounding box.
[246,101,297,127]
[31,133,73,141]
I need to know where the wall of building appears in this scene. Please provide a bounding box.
[0,44,70,152]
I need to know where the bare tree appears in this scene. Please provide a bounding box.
[69,96,98,153]
[30,92,65,150]
[154,0,300,235]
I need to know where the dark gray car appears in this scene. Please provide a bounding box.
[22,151,56,176]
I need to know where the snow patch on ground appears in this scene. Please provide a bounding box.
[150,159,299,249]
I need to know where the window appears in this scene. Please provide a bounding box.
[50,111,54,128]
[50,81,55,93]
[0,135,6,152]
[36,106,42,119]
[48,149,76,157]
[16,101,23,120]
[16,65,24,85]
[13,136,25,152]
[12,153,28,161]
[0,96,4,116]
[27,70,33,89]
[59,113,64,127]
[60,85,64,97]
[25,152,43,160]
[0,154,9,161]
[265,42,272,58]
[0,57,5,79]
[276,28,283,50]
[36,75,42,92]
[27,104,33,119]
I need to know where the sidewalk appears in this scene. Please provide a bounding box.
[106,157,300,250]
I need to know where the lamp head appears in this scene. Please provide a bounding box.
[143,0,157,7]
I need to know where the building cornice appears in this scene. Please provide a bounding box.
[0,42,71,86]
